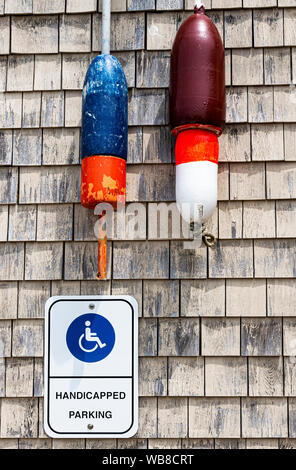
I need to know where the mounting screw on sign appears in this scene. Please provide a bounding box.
[66,313,115,363]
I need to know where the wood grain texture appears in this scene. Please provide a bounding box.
[181,280,225,317]
[34,54,61,91]
[64,242,111,280]
[0,358,5,396]
[139,357,167,396]
[253,8,284,47]
[93,12,145,52]
[158,397,187,438]
[170,242,207,279]
[264,48,291,85]
[144,280,179,317]
[232,49,263,86]
[158,318,199,356]
[0,283,17,319]
[189,398,241,438]
[0,243,24,281]
[276,201,296,238]
[5,358,34,397]
[0,398,38,438]
[11,16,59,54]
[37,205,73,241]
[226,279,266,317]
[112,280,142,316]
[137,51,170,88]
[139,318,157,356]
[283,318,296,356]
[0,206,8,241]
[7,55,34,91]
[230,162,265,200]
[25,242,63,280]
[0,130,12,165]
[242,398,288,438]
[248,86,273,123]
[127,164,175,201]
[0,3,295,448]
[0,167,18,203]
[219,201,242,239]
[59,14,91,53]
[205,357,247,396]
[148,438,181,449]
[246,438,279,449]
[18,281,50,318]
[243,201,276,239]
[248,357,283,396]
[241,318,282,356]
[201,318,240,356]
[181,438,214,449]
[168,357,204,396]
[266,162,296,199]
[224,10,252,48]
[19,166,80,204]
[143,126,172,163]
[9,205,37,241]
[226,87,247,123]
[267,279,296,316]
[113,241,169,279]
[254,240,296,277]
[0,321,12,357]
[147,12,183,50]
[215,439,246,449]
[137,397,157,438]
[251,124,284,161]
[209,240,253,278]
[12,319,43,357]
[284,123,296,160]
[22,92,41,128]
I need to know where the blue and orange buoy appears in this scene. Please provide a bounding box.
[81,54,128,279]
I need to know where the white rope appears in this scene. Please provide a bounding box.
[195,1,205,9]
[102,0,111,55]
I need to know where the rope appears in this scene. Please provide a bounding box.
[202,223,216,248]
[194,2,205,13]
[96,211,107,280]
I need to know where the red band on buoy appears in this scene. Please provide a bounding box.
[81,155,126,210]
[175,129,219,166]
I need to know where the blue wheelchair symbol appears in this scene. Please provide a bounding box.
[66,313,115,363]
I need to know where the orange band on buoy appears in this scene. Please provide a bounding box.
[175,129,219,166]
[81,155,126,210]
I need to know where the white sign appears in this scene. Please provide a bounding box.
[44,295,138,438]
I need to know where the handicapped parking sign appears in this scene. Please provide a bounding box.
[44,295,138,439]
[66,313,115,363]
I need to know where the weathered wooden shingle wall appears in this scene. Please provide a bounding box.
[0,0,296,450]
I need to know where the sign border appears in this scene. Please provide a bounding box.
[44,295,138,439]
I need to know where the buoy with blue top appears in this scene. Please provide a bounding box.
[81,0,128,279]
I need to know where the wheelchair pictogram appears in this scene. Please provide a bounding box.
[66,313,115,363]
[78,320,106,352]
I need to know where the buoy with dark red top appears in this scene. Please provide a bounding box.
[169,3,226,232]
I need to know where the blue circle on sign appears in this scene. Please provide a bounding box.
[66,313,115,363]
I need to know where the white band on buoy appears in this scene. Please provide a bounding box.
[176,161,218,223]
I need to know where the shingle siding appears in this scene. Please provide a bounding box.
[0,2,295,449]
